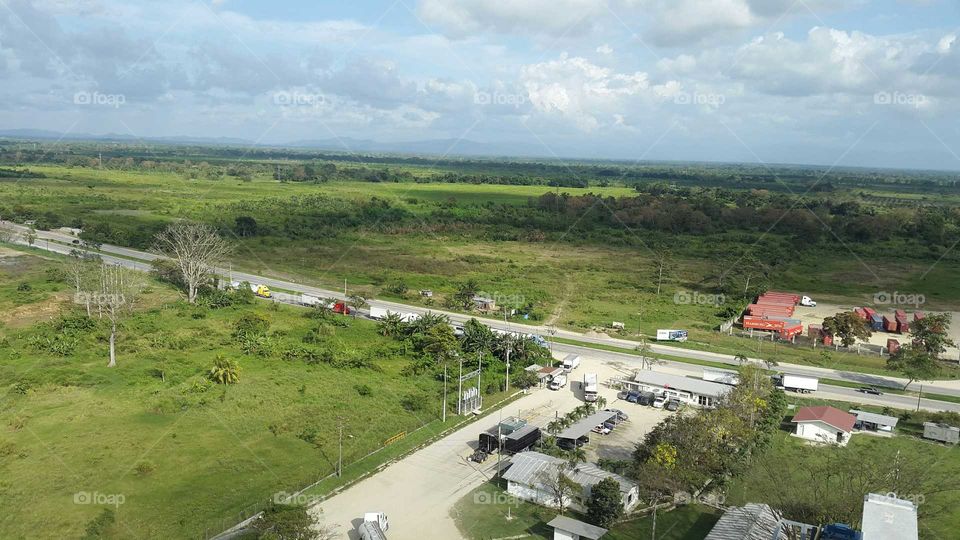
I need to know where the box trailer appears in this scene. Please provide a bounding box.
[923,422,960,444]
[583,373,599,402]
[776,374,818,393]
[503,425,541,454]
[703,368,740,386]
[562,354,581,372]
[656,329,688,342]
[549,374,568,390]
[358,513,389,540]
[882,316,897,332]
[869,313,884,331]
[896,318,910,334]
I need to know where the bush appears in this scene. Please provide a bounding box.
[16,282,31,292]
[233,313,270,338]
[354,384,373,397]
[82,508,116,540]
[401,392,430,412]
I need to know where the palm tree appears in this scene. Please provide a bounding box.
[547,420,563,435]
[565,447,587,465]
[377,311,407,337]
[208,355,240,385]
[347,294,367,318]
[595,396,608,410]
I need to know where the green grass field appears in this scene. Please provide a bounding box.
[0,250,497,538]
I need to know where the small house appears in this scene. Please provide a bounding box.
[471,295,496,311]
[502,452,639,513]
[547,516,607,540]
[791,406,856,446]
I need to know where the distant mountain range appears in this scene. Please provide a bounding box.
[0,129,547,158]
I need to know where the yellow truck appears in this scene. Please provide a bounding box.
[231,281,272,298]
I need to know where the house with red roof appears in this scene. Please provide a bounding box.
[791,406,857,446]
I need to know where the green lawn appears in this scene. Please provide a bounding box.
[452,480,720,540]
[0,250,507,538]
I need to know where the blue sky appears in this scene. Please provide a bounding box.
[1,0,959,169]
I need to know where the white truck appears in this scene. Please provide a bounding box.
[776,374,819,394]
[300,294,323,307]
[549,374,568,391]
[799,295,817,307]
[703,368,740,386]
[656,329,688,342]
[562,354,581,372]
[583,373,599,402]
[358,512,389,540]
[369,305,421,322]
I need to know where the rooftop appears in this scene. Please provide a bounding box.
[705,503,783,540]
[861,493,918,540]
[557,410,618,440]
[502,451,636,494]
[850,409,899,428]
[547,516,608,540]
[627,370,732,398]
[792,406,857,433]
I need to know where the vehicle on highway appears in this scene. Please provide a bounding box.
[857,386,884,395]
[605,408,628,421]
[358,512,389,540]
[665,399,681,412]
[548,374,568,391]
[652,395,667,408]
[774,374,819,394]
[656,329,688,342]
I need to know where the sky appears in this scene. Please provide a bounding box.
[1,0,960,169]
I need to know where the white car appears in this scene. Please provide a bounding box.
[652,395,667,408]
[592,424,611,435]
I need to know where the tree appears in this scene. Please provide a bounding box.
[887,345,941,390]
[587,477,624,528]
[421,324,460,364]
[209,355,241,385]
[346,294,367,318]
[24,227,37,246]
[96,263,143,367]
[538,464,581,515]
[234,216,258,237]
[734,353,749,365]
[460,318,495,353]
[251,502,337,540]
[153,222,231,304]
[909,313,955,357]
[635,339,661,370]
[451,279,480,310]
[64,249,97,316]
[822,311,872,347]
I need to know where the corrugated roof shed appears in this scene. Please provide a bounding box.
[862,493,918,540]
[850,410,899,428]
[502,452,636,494]
[547,516,608,540]
[705,503,783,540]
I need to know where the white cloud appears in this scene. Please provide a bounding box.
[417,0,607,38]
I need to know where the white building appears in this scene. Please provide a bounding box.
[791,406,856,446]
[547,516,608,540]
[502,452,639,513]
[862,493,918,540]
[621,370,731,407]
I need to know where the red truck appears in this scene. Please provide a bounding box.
[332,302,352,315]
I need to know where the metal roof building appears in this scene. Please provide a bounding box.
[547,515,608,540]
[850,410,899,432]
[502,451,637,495]
[861,493,918,540]
[704,503,783,540]
[556,411,618,441]
[622,370,731,407]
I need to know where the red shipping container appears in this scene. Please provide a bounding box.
[895,309,907,319]
[863,307,877,318]
[887,339,900,354]
[897,320,910,334]
[822,334,833,346]
[766,290,800,302]
[883,316,897,332]
[743,316,787,331]
[914,311,925,322]
[808,324,822,337]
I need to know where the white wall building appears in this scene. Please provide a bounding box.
[792,406,856,446]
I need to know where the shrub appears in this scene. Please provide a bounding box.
[16,282,32,292]
[233,313,270,338]
[354,384,373,397]
[208,355,241,385]
[401,393,430,412]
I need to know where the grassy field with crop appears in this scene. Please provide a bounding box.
[0,248,493,539]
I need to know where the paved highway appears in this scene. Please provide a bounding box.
[7,221,960,411]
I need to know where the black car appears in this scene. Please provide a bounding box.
[665,399,681,412]
[637,391,656,406]
[857,386,883,395]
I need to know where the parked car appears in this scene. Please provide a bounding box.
[602,419,617,430]
[557,436,590,450]
[626,391,640,403]
[592,424,611,435]
[665,399,681,412]
[605,408,628,421]
[617,390,629,400]
[469,450,488,463]
[857,386,883,395]
[638,391,656,406]
[652,395,667,408]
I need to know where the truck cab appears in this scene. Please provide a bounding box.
[359,512,389,540]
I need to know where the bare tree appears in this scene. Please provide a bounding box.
[153,222,231,304]
[96,264,144,367]
[538,464,582,515]
[652,250,670,296]
[0,223,15,244]
[65,249,99,317]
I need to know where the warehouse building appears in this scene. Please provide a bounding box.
[620,370,731,407]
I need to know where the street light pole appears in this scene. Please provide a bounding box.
[505,347,511,393]
[442,363,448,422]
[337,422,343,477]
[458,355,463,416]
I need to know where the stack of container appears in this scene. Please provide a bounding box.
[882,315,898,333]
[743,315,804,338]
[854,307,868,320]
[747,303,795,317]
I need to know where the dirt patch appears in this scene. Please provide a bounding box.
[0,246,25,258]
[1,292,70,328]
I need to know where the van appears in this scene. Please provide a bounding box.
[549,374,568,391]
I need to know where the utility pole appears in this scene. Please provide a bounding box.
[917,384,923,411]
[458,355,463,416]
[337,420,344,477]
[505,346,511,393]
[477,352,483,409]
[344,279,347,298]
[442,363,448,422]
